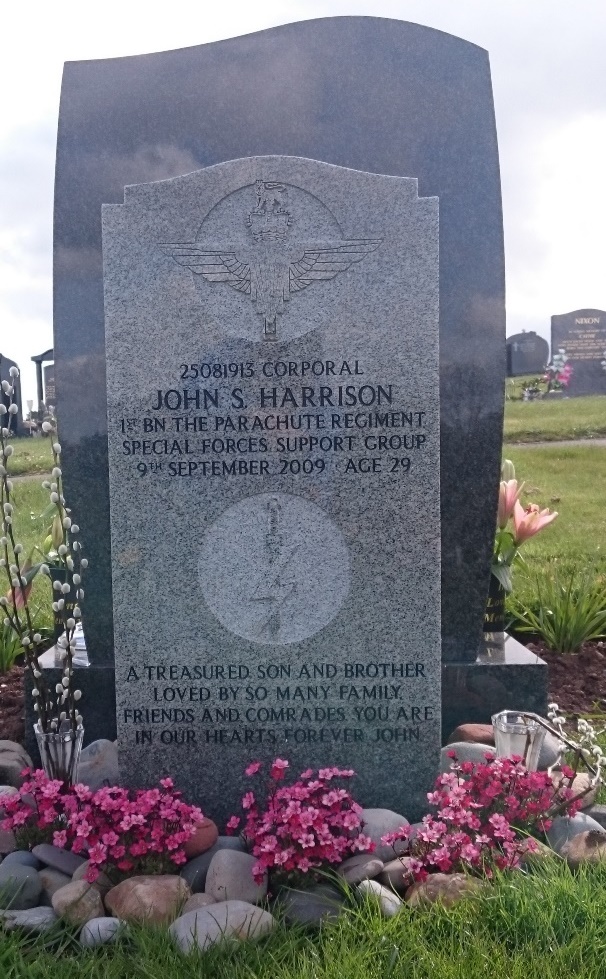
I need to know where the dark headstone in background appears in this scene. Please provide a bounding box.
[506,331,549,377]
[0,354,23,435]
[550,309,606,397]
[54,17,505,671]
[43,364,55,406]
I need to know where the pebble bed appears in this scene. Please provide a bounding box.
[1,726,606,954]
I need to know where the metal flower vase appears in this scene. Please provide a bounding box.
[491,711,546,771]
[34,721,84,784]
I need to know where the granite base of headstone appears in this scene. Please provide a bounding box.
[441,634,547,739]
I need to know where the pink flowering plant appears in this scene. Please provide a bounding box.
[492,459,557,593]
[381,753,583,881]
[226,758,374,886]
[1,771,204,883]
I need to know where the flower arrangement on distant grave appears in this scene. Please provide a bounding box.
[0,358,88,783]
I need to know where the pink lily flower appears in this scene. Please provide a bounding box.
[512,501,558,544]
[497,479,524,529]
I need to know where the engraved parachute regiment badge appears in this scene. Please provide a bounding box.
[161,180,382,341]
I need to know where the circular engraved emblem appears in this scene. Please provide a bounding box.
[199,492,350,645]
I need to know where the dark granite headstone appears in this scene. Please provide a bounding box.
[550,309,606,396]
[506,331,549,377]
[43,364,55,406]
[54,18,505,675]
[102,156,442,820]
[0,355,23,434]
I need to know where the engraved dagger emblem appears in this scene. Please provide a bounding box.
[250,496,299,639]
[161,180,382,342]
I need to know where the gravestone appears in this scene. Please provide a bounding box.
[102,156,441,821]
[43,364,56,407]
[0,355,23,434]
[506,331,549,377]
[550,309,606,396]
[45,18,546,775]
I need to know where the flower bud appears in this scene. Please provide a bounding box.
[5,480,12,491]
[56,683,63,694]
[50,492,59,504]
[61,583,70,594]
[1,380,12,394]
[71,524,79,534]
[60,711,67,721]
[3,445,13,457]
[9,367,18,378]
[53,580,62,591]
[72,573,81,586]
[80,559,88,569]
[0,405,5,416]
[42,421,52,433]
[8,404,18,415]
[13,543,22,554]
[40,564,49,576]
[33,633,41,643]
[501,459,516,481]
[52,467,62,478]
[42,481,51,490]
[74,689,82,701]
[58,544,68,556]
[62,677,69,687]
[67,618,75,630]
[32,688,39,697]
[53,442,61,454]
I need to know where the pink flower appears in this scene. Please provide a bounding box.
[270,759,289,781]
[245,761,262,777]
[242,791,255,810]
[512,500,558,544]
[225,815,241,834]
[497,479,524,528]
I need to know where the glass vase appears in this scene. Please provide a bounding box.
[34,721,84,785]
[491,711,546,771]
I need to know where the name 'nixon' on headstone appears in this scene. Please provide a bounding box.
[102,155,441,823]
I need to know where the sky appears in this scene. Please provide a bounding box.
[1,0,605,406]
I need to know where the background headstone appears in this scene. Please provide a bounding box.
[102,156,441,822]
[550,309,606,396]
[0,355,23,435]
[54,18,505,675]
[506,331,549,377]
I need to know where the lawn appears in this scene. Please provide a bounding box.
[2,861,606,979]
[6,437,55,476]
[504,444,606,608]
[504,393,606,443]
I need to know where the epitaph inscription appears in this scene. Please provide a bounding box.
[103,155,441,823]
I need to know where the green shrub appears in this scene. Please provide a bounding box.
[510,568,606,654]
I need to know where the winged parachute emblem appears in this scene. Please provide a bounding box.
[161,181,382,341]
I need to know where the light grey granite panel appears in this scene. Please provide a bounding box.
[102,156,440,824]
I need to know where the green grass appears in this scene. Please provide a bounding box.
[3,862,606,978]
[7,437,54,476]
[4,478,53,630]
[504,444,606,609]
[504,394,606,443]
